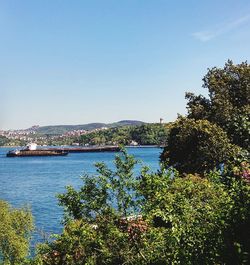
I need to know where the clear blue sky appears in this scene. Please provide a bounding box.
[1,0,250,129]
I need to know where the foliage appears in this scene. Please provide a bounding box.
[233,160,250,183]
[131,124,169,145]
[216,159,250,264]
[186,60,250,151]
[0,136,10,146]
[139,170,235,264]
[35,216,149,265]
[0,200,33,265]
[160,117,240,174]
[35,148,147,264]
[0,136,26,147]
[79,123,169,146]
[225,179,250,264]
[57,148,139,221]
[33,148,250,264]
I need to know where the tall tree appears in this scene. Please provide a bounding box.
[160,117,240,174]
[186,60,250,150]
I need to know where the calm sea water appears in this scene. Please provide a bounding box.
[0,147,161,246]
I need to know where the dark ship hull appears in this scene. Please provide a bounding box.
[51,146,121,153]
[6,150,68,157]
[6,146,120,157]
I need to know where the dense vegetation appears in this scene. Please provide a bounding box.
[160,118,241,174]
[0,60,249,264]
[32,149,249,265]
[79,123,169,146]
[0,136,10,146]
[185,60,250,151]
[0,200,33,265]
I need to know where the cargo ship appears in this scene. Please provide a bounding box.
[6,149,69,157]
[6,143,68,157]
[51,146,121,153]
[6,143,120,157]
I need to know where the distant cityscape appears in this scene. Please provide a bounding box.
[0,125,109,146]
[0,120,169,147]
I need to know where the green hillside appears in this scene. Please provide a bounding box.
[35,120,145,135]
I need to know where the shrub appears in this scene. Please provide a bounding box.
[139,170,234,264]
[36,148,147,265]
[0,200,33,265]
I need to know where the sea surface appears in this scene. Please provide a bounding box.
[0,147,161,247]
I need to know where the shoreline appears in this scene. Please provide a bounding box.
[1,145,163,149]
[0,145,164,148]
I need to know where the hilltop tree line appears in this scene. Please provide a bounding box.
[1,60,249,265]
[78,123,170,146]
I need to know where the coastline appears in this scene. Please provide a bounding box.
[1,145,163,149]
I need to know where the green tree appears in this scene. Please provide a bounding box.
[186,60,250,151]
[160,117,240,174]
[58,148,139,221]
[0,200,33,265]
[0,136,10,146]
[36,148,146,265]
[131,124,169,145]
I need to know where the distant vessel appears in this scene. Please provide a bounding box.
[54,146,121,153]
[6,143,68,157]
[6,144,120,157]
[6,149,68,157]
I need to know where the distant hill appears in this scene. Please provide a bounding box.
[33,120,145,135]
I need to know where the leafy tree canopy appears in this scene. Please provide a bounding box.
[160,117,241,174]
[186,60,250,150]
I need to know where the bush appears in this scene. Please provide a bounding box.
[0,200,33,265]
[36,148,146,265]
[140,171,234,264]
[218,160,250,264]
